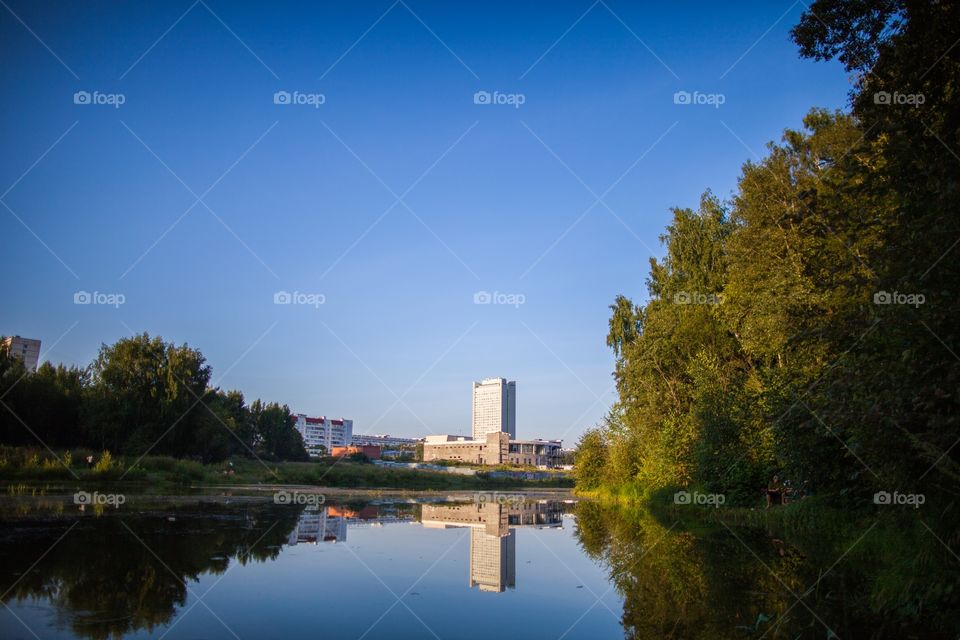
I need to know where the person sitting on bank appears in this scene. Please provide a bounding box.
[766,474,784,509]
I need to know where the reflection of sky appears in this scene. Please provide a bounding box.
[1,514,622,640]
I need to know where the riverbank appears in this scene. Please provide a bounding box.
[0,447,573,491]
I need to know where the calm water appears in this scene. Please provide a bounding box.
[0,492,950,639]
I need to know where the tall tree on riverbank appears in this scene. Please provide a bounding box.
[586,2,960,501]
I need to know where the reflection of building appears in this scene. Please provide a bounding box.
[287,504,416,545]
[421,501,563,593]
[292,415,353,457]
[2,335,40,372]
[287,507,347,544]
[470,528,515,592]
[472,377,516,440]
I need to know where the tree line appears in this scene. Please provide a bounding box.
[0,333,308,462]
[576,0,960,506]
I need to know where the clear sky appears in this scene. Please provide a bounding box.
[0,1,850,443]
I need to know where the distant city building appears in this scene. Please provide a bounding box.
[292,415,353,457]
[423,432,509,465]
[330,445,381,460]
[351,434,421,447]
[472,377,516,440]
[507,439,563,467]
[422,433,562,468]
[2,336,40,372]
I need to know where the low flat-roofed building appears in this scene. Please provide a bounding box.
[422,433,562,468]
[330,445,381,460]
[422,432,508,465]
[351,434,420,447]
[507,439,563,468]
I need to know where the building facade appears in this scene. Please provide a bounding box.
[422,433,562,468]
[292,415,353,457]
[350,434,420,447]
[471,377,516,440]
[422,432,509,465]
[2,336,40,372]
[507,439,563,467]
[330,445,381,460]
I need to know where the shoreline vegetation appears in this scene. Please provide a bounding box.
[572,1,959,521]
[0,446,573,491]
[568,3,960,636]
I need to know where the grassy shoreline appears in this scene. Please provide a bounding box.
[0,447,573,492]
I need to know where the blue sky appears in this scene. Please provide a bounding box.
[0,1,850,443]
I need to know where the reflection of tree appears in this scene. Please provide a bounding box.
[0,503,302,640]
[573,502,953,640]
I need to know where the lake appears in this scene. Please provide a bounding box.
[0,491,952,639]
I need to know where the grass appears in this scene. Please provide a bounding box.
[0,446,574,491]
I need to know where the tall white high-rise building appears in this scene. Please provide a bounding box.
[471,377,516,440]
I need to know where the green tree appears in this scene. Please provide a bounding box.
[573,427,608,491]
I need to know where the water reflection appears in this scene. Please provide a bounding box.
[420,501,563,592]
[286,503,419,544]
[0,501,300,640]
[2,496,951,639]
[572,501,957,639]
